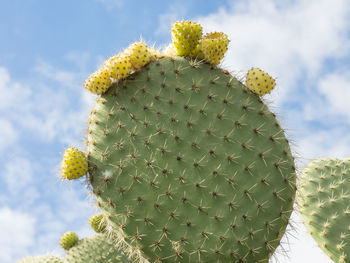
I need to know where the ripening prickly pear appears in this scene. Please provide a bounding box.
[17,255,63,263]
[60,231,79,250]
[124,42,153,70]
[60,148,88,180]
[171,20,202,57]
[298,158,350,263]
[246,68,276,95]
[200,32,229,66]
[65,20,296,263]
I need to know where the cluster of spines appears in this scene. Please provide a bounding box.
[298,158,350,263]
[85,57,295,262]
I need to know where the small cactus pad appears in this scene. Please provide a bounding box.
[298,158,350,262]
[86,57,296,262]
[246,68,276,96]
[124,42,153,70]
[61,148,88,180]
[171,21,203,57]
[17,255,63,263]
[64,234,132,263]
[200,32,229,66]
[89,214,107,233]
[84,68,112,95]
[60,231,79,250]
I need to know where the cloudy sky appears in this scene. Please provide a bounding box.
[1,0,349,262]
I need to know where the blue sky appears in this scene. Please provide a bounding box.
[1,0,350,262]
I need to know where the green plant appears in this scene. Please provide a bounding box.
[17,255,63,263]
[61,21,296,262]
[298,157,350,262]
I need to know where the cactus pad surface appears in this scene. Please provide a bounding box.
[64,233,131,263]
[17,255,63,263]
[298,158,350,262]
[86,56,296,262]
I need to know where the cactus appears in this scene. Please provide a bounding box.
[63,215,133,263]
[59,21,296,262]
[298,158,350,262]
[17,255,63,263]
[64,233,132,263]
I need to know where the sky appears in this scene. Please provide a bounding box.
[1,0,350,262]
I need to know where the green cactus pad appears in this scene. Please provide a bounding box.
[17,255,63,263]
[64,233,131,263]
[86,57,296,262]
[298,158,350,262]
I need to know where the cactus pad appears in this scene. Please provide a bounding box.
[86,56,296,262]
[61,148,88,180]
[298,158,350,262]
[64,233,131,263]
[17,255,63,263]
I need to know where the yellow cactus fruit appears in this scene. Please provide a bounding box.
[89,214,107,233]
[124,42,152,70]
[84,68,112,95]
[199,32,229,66]
[104,54,132,81]
[171,21,203,57]
[60,231,79,250]
[61,147,88,180]
[246,67,276,95]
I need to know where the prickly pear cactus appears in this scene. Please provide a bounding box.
[298,158,350,263]
[64,233,132,263]
[17,255,63,263]
[62,21,296,262]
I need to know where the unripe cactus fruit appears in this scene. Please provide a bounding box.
[171,21,203,57]
[298,158,350,263]
[84,67,112,95]
[86,55,296,262]
[17,255,63,263]
[199,32,229,66]
[60,231,79,250]
[124,42,153,70]
[61,148,88,180]
[89,213,107,233]
[246,68,276,95]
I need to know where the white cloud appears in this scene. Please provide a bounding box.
[0,207,36,263]
[0,62,95,145]
[2,157,34,195]
[196,0,350,104]
[0,118,17,152]
[317,70,350,121]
